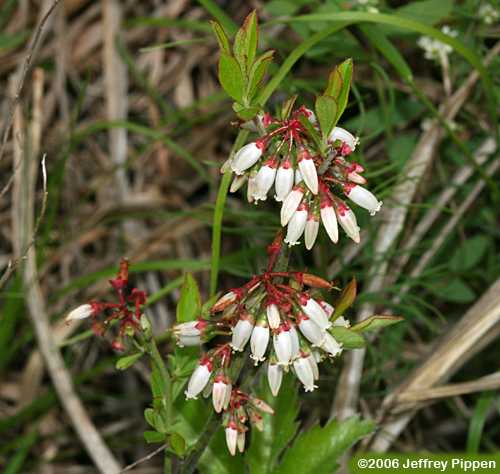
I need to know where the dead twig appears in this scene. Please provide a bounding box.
[368,278,500,451]
[0,0,60,164]
[120,444,168,473]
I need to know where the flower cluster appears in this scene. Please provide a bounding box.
[65,259,147,350]
[478,3,499,24]
[223,105,382,249]
[182,346,275,455]
[417,26,458,62]
[173,235,355,454]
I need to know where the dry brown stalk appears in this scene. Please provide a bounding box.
[12,69,121,474]
[368,278,500,451]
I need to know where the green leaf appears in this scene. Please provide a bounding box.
[274,416,375,474]
[144,408,156,428]
[169,432,187,457]
[324,58,352,121]
[144,430,166,444]
[233,103,261,121]
[247,50,274,101]
[210,20,231,54]
[176,273,201,323]
[428,278,476,303]
[393,0,454,28]
[332,278,356,320]
[233,10,258,73]
[218,52,245,102]
[246,375,300,474]
[151,363,167,400]
[315,95,338,139]
[115,351,144,370]
[351,315,404,333]
[467,393,495,453]
[359,25,413,82]
[329,327,366,349]
[449,236,490,272]
[298,115,322,151]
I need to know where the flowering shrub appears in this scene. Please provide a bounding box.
[67,9,402,469]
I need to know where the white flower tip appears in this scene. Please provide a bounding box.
[369,201,383,216]
[184,391,198,400]
[66,304,93,322]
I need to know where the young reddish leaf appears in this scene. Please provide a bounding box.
[281,95,298,120]
[332,278,357,320]
[325,58,353,123]
[315,94,338,139]
[330,327,366,349]
[351,315,404,333]
[210,20,231,54]
[233,10,259,74]
[218,52,245,102]
[325,68,343,100]
[247,50,274,101]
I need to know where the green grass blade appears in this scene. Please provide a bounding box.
[197,0,238,35]
[467,393,495,453]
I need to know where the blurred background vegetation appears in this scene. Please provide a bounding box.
[0,0,498,472]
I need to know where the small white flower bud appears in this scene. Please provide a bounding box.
[304,214,319,250]
[285,202,308,246]
[320,333,343,357]
[231,141,264,175]
[293,355,317,392]
[250,323,270,364]
[225,423,239,456]
[336,202,360,243]
[212,375,232,413]
[267,361,283,396]
[273,326,292,365]
[266,303,281,329]
[329,127,359,152]
[231,317,254,351]
[297,314,324,346]
[299,294,331,330]
[185,359,212,400]
[66,304,94,322]
[274,159,294,202]
[297,149,318,195]
[280,186,304,226]
[320,200,338,244]
[344,184,382,216]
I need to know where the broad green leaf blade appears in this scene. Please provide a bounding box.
[274,416,375,474]
[351,315,404,333]
[315,95,338,139]
[176,273,201,323]
[218,52,245,102]
[330,327,366,349]
[332,278,356,320]
[428,278,476,303]
[210,20,231,54]
[233,10,259,73]
[246,375,300,474]
[115,351,144,370]
[449,236,490,272]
